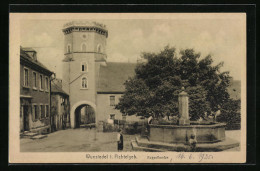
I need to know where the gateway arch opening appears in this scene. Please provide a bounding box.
[74,104,95,128]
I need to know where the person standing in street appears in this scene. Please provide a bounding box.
[146,115,153,134]
[117,129,123,151]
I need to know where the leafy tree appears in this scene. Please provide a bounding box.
[217,99,241,128]
[116,46,238,121]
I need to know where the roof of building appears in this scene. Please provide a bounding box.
[63,21,107,29]
[20,47,53,74]
[51,82,69,96]
[22,47,36,52]
[97,62,136,92]
[97,62,241,100]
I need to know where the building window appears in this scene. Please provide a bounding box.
[32,104,37,121]
[81,61,87,72]
[81,77,88,89]
[40,105,45,118]
[110,96,115,106]
[45,77,49,91]
[81,43,87,52]
[39,105,41,119]
[39,75,44,90]
[23,68,29,87]
[32,72,37,89]
[110,114,115,120]
[45,105,49,117]
[35,105,39,120]
[67,44,71,53]
[20,105,23,118]
[60,97,65,105]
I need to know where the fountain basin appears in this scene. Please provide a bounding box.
[149,122,226,144]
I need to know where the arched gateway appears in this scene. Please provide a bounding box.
[70,101,96,128]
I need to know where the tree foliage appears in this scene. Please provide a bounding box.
[217,99,241,128]
[116,46,239,121]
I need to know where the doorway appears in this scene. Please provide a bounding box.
[23,105,29,131]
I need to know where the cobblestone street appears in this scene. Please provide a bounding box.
[20,128,137,152]
[20,128,241,152]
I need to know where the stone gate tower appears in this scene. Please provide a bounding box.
[62,21,108,128]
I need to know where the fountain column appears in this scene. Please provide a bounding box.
[178,87,190,125]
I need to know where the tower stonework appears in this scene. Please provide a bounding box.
[62,21,108,128]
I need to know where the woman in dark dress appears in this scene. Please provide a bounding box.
[117,129,123,151]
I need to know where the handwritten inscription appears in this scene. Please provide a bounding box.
[168,153,213,162]
[198,153,214,162]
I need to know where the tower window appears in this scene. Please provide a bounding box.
[97,44,103,53]
[81,43,87,52]
[67,44,71,53]
[82,34,87,39]
[110,96,115,106]
[81,61,87,72]
[81,77,88,89]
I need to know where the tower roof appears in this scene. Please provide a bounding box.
[62,21,108,37]
[63,21,107,29]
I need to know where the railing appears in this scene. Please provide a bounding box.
[102,119,145,134]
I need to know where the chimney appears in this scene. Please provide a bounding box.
[53,78,63,88]
[23,48,37,61]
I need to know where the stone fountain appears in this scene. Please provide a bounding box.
[131,88,240,152]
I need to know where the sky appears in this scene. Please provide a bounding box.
[20,14,245,80]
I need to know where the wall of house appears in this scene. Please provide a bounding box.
[51,93,70,130]
[20,63,51,132]
[20,104,23,131]
[96,94,123,122]
[51,94,59,130]
[20,98,31,132]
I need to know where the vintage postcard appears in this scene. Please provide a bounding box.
[9,13,246,163]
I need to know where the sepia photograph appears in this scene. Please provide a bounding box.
[9,13,246,163]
